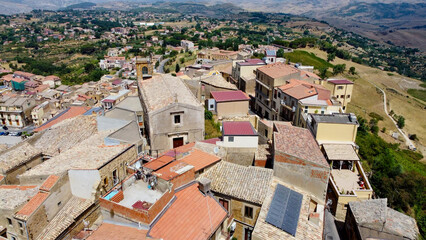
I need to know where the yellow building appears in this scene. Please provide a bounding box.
[322,144,373,220]
[136,57,153,80]
[307,113,358,145]
[324,79,354,111]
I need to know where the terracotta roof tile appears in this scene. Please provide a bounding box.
[0,185,37,190]
[40,175,60,192]
[222,121,257,136]
[15,192,49,218]
[162,142,196,157]
[143,155,175,171]
[274,124,328,168]
[211,90,250,102]
[149,183,227,240]
[153,161,192,181]
[87,223,148,240]
[257,63,299,79]
[34,106,90,132]
[180,149,221,172]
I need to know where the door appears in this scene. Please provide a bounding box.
[173,137,184,148]
[244,228,252,240]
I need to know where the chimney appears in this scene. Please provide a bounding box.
[198,178,211,194]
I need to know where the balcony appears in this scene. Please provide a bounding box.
[329,161,372,198]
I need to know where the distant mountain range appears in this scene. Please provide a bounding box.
[0,0,424,50]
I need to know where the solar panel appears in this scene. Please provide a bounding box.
[265,184,303,237]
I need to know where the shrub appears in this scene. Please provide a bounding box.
[369,112,384,121]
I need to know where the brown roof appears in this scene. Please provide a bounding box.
[154,161,192,181]
[257,63,299,79]
[87,223,148,240]
[15,192,49,219]
[279,79,329,100]
[274,125,328,168]
[143,155,175,171]
[40,175,60,192]
[149,183,227,240]
[180,149,221,172]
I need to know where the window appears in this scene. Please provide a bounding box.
[57,201,62,207]
[7,218,12,225]
[265,129,268,137]
[174,115,181,124]
[337,86,344,90]
[18,222,23,228]
[210,104,214,109]
[304,106,308,113]
[340,95,344,98]
[219,199,229,211]
[244,206,253,219]
[11,236,17,240]
[278,92,281,98]
[347,95,351,98]
[228,136,234,142]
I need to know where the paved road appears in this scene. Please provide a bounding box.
[157,58,170,73]
[371,82,415,150]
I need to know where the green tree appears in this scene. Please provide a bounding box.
[276,48,284,58]
[319,67,328,79]
[175,64,180,73]
[327,52,335,62]
[333,64,346,75]
[397,116,405,129]
[349,66,356,75]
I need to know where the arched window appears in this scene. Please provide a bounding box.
[142,66,148,75]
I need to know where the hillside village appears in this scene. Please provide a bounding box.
[0,43,422,239]
[0,7,424,240]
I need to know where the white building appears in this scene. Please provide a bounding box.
[217,121,258,148]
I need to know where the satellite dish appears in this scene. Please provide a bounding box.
[213,147,219,154]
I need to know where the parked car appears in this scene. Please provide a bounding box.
[10,132,20,136]
[0,132,5,136]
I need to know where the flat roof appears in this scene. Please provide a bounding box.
[323,144,359,161]
[311,113,358,125]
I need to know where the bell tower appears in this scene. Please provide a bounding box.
[136,57,153,80]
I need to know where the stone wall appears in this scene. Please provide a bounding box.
[147,103,204,153]
[98,145,137,196]
[6,154,43,185]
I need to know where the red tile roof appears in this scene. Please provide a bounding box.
[180,149,221,172]
[149,183,227,240]
[15,192,49,217]
[162,142,196,157]
[201,138,221,145]
[211,90,250,102]
[40,175,60,192]
[327,79,354,85]
[154,161,192,180]
[0,185,37,190]
[34,106,90,132]
[222,121,257,136]
[143,155,175,171]
[87,223,148,240]
[274,125,328,168]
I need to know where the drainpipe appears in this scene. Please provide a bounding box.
[24,221,30,240]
